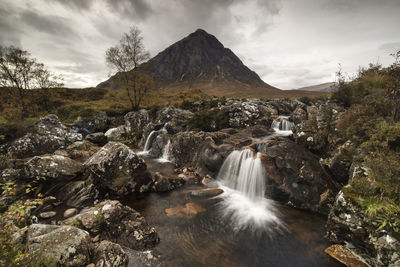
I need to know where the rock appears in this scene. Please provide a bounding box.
[86,111,109,133]
[65,200,159,250]
[155,106,194,126]
[291,106,307,124]
[268,98,305,114]
[1,168,25,181]
[64,208,78,218]
[191,188,224,197]
[151,172,185,192]
[39,211,57,219]
[93,240,129,267]
[27,224,91,266]
[8,133,65,158]
[83,142,151,195]
[24,155,83,182]
[328,145,352,184]
[8,115,82,158]
[66,140,100,162]
[125,109,150,132]
[105,126,126,140]
[218,99,263,128]
[165,202,206,218]
[201,176,218,187]
[86,133,108,146]
[325,244,371,267]
[326,191,400,267]
[254,136,338,215]
[126,250,165,267]
[57,180,97,208]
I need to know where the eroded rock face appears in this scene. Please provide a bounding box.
[326,191,400,267]
[83,142,151,195]
[125,109,150,132]
[27,224,91,266]
[57,180,98,208]
[24,155,83,182]
[93,240,129,267]
[66,200,160,250]
[254,136,338,215]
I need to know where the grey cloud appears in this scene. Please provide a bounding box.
[379,42,400,54]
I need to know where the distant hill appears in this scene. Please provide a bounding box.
[98,29,326,98]
[296,82,335,92]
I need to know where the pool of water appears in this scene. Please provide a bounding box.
[123,183,343,267]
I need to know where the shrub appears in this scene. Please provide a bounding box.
[0,117,38,145]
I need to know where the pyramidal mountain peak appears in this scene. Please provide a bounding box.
[98,28,283,97]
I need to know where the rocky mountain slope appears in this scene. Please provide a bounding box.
[296,82,335,92]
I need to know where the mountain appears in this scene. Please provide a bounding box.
[98,29,325,98]
[296,82,335,92]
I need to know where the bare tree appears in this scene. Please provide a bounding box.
[0,46,64,118]
[106,26,151,110]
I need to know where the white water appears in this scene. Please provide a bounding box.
[271,116,295,136]
[138,123,169,155]
[157,140,171,163]
[216,149,283,232]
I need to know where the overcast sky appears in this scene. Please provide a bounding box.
[1,0,399,89]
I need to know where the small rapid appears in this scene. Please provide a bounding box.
[271,116,295,136]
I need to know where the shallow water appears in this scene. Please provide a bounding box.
[124,183,343,267]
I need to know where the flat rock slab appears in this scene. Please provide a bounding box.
[165,203,206,218]
[191,188,224,197]
[63,208,78,218]
[39,211,57,219]
[325,244,371,267]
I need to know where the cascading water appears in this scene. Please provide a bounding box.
[138,123,169,155]
[271,116,295,135]
[157,140,172,163]
[216,149,283,233]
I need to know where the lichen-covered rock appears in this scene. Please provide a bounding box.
[326,191,400,267]
[86,111,109,133]
[254,136,338,215]
[66,200,159,250]
[291,106,307,124]
[24,155,83,182]
[150,172,185,192]
[66,140,100,162]
[83,142,151,195]
[27,224,91,266]
[104,126,126,140]
[219,99,263,128]
[93,240,129,267]
[125,109,150,132]
[8,115,82,158]
[155,106,193,126]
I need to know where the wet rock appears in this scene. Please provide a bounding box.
[83,142,151,195]
[268,98,305,114]
[326,191,400,267]
[191,188,224,197]
[65,200,159,250]
[57,180,97,208]
[125,109,150,132]
[325,244,371,267]
[27,224,91,266]
[151,172,185,192]
[201,175,218,187]
[254,136,338,215]
[86,133,108,146]
[39,211,57,219]
[104,126,126,140]
[328,145,352,184]
[165,202,206,218]
[126,250,165,267]
[64,208,78,219]
[93,240,129,267]
[24,155,83,182]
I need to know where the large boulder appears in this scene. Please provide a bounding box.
[83,142,151,195]
[253,136,338,214]
[8,115,82,158]
[326,191,400,267]
[219,99,263,128]
[155,106,193,126]
[56,180,98,208]
[66,140,100,162]
[93,240,129,267]
[104,126,126,140]
[125,109,150,132]
[24,155,83,182]
[27,224,91,266]
[66,200,159,250]
[86,132,108,146]
[86,111,109,133]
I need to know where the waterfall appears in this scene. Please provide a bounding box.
[271,116,295,135]
[217,149,266,199]
[157,140,171,163]
[138,123,169,155]
[216,149,283,232]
